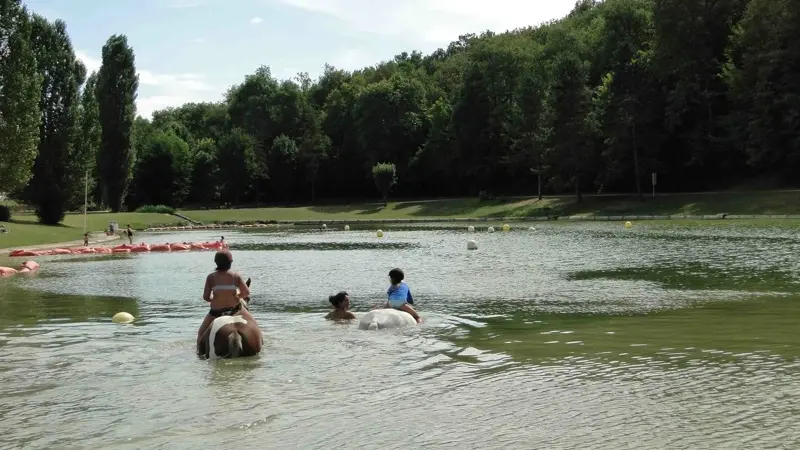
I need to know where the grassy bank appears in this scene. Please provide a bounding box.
[0,212,185,249]
[179,191,800,223]
[3,190,798,249]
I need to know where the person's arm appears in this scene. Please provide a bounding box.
[407,289,414,305]
[324,311,333,319]
[236,274,250,298]
[202,275,212,302]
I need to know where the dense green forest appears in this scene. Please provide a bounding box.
[1,0,798,222]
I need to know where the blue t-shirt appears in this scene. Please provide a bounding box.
[386,282,411,303]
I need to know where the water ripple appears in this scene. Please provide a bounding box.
[0,223,799,449]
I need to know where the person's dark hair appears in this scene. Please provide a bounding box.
[214,250,233,271]
[389,268,404,284]
[329,291,348,308]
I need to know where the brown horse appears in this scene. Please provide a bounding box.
[197,278,264,359]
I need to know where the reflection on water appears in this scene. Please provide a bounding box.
[0,222,799,449]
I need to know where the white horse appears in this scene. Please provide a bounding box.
[358,308,418,330]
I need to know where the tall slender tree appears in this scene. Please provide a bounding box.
[24,15,85,224]
[69,71,101,209]
[0,0,42,194]
[96,34,138,211]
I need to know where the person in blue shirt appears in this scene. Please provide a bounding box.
[385,268,421,323]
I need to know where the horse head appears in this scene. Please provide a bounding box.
[241,277,252,308]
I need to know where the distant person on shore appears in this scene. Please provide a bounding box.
[126,224,133,244]
[383,268,421,323]
[325,291,356,321]
[83,233,89,246]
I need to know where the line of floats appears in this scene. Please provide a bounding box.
[8,240,229,258]
[144,224,273,231]
[0,260,40,276]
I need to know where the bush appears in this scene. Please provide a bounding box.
[135,204,175,214]
[0,205,10,222]
[372,162,397,206]
[35,198,65,225]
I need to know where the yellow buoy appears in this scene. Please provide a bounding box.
[376,230,384,238]
[624,221,632,229]
[502,224,510,232]
[344,225,350,231]
[112,312,135,324]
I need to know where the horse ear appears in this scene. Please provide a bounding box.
[246,277,251,287]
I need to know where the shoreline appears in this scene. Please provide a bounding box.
[0,233,121,253]
[143,213,800,231]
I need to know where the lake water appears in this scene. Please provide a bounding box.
[1,221,799,449]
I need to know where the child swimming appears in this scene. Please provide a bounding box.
[385,268,421,323]
[325,291,356,320]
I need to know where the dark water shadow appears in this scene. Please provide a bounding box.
[567,263,800,293]
[230,242,421,251]
[0,284,140,333]
[438,295,800,364]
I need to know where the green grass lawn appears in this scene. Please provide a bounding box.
[180,191,800,223]
[0,212,185,249]
[2,190,798,248]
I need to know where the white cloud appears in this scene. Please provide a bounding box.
[75,50,101,75]
[330,48,372,70]
[250,16,263,24]
[75,50,218,119]
[274,0,576,46]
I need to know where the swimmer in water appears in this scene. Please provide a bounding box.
[325,291,356,321]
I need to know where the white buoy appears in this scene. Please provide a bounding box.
[502,224,510,232]
[529,226,536,231]
[344,225,350,231]
[488,227,495,233]
[112,312,134,324]
[377,230,384,238]
[467,240,478,250]
[468,226,475,232]
[322,224,327,229]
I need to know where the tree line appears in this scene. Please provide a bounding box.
[1,0,797,223]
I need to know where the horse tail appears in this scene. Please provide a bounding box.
[227,331,243,358]
[367,320,379,330]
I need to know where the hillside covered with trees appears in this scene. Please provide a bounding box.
[1,0,797,223]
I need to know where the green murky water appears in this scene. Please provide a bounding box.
[1,221,799,449]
